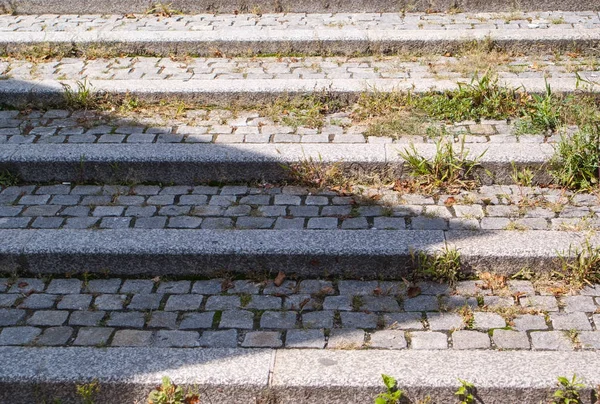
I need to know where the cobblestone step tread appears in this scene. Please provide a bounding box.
[1,12,600,56]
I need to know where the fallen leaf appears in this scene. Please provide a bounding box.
[407,286,421,298]
[18,282,28,288]
[444,196,456,206]
[321,286,334,295]
[373,287,383,296]
[124,13,136,18]
[221,279,233,291]
[274,271,286,287]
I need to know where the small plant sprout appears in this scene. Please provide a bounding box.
[455,379,475,404]
[412,245,462,286]
[62,79,96,110]
[147,376,200,404]
[76,380,99,404]
[510,162,535,187]
[555,240,600,288]
[374,374,404,404]
[553,375,585,404]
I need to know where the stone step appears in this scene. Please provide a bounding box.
[2,12,600,57]
[0,142,553,184]
[1,348,599,403]
[3,0,599,14]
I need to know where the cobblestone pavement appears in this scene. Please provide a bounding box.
[0,109,581,144]
[2,55,598,83]
[1,11,599,33]
[0,183,598,230]
[0,276,599,349]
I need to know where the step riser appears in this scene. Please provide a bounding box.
[1,230,593,278]
[2,0,598,14]
[4,34,599,58]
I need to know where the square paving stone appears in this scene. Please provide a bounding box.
[27,310,68,326]
[180,312,215,329]
[550,313,592,331]
[260,311,297,329]
[383,313,424,330]
[338,281,379,297]
[227,280,261,294]
[452,330,490,349]
[112,330,153,347]
[0,327,41,345]
[156,281,191,294]
[473,312,506,329]
[507,280,535,295]
[245,295,282,310]
[0,295,18,307]
[298,280,334,294]
[409,332,448,350]
[531,331,573,351]
[107,312,145,328]
[578,332,600,349]
[46,279,82,294]
[19,294,57,309]
[37,327,73,346]
[492,330,530,350]
[9,278,45,294]
[513,314,548,331]
[73,327,114,346]
[57,294,92,310]
[369,330,407,349]
[521,296,559,312]
[403,295,438,312]
[69,311,105,326]
[242,331,282,347]
[563,296,597,313]
[482,296,513,308]
[164,295,203,311]
[262,280,297,296]
[127,294,163,310]
[442,296,478,310]
[192,280,224,294]
[327,329,365,349]
[302,311,334,329]
[198,330,237,348]
[361,296,400,312]
[147,312,178,329]
[219,310,254,329]
[340,312,378,329]
[155,330,199,347]
[120,280,154,294]
[205,295,240,310]
[323,296,352,311]
[284,295,320,311]
[94,294,126,310]
[286,329,325,348]
[86,279,122,294]
[427,313,464,331]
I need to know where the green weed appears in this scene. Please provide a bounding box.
[0,170,19,187]
[455,379,475,404]
[76,380,99,404]
[374,374,404,404]
[412,246,462,286]
[510,163,535,187]
[147,376,200,404]
[553,375,584,404]
[555,240,600,288]
[146,2,182,17]
[62,79,96,110]
[516,81,564,135]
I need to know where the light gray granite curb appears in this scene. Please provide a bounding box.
[0,143,555,184]
[1,347,599,403]
[0,229,597,277]
[2,27,599,56]
[2,0,598,14]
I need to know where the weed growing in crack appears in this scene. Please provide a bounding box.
[412,246,462,286]
[0,170,19,187]
[455,379,476,404]
[147,376,200,404]
[516,81,564,135]
[76,380,99,404]
[553,375,584,404]
[374,374,404,404]
[62,79,96,110]
[555,240,600,288]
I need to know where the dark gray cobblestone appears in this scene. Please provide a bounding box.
[0,276,598,350]
[1,184,597,231]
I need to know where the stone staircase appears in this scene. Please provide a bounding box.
[1,1,600,403]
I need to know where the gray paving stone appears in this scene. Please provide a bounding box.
[0,295,18,308]
[228,280,261,294]
[73,327,114,346]
[452,330,490,349]
[57,294,92,310]
[69,311,105,327]
[206,295,240,310]
[94,294,126,310]
[262,280,297,295]
[411,217,447,230]
[100,217,132,229]
[340,312,378,329]
[19,294,56,309]
[274,217,305,229]
[112,330,153,347]
[507,280,535,295]
[369,330,407,349]
[260,311,297,328]
[27,310,68,326]
[427,313,464,331]
[246,295,282,310]
[289,206,319,217]
[410,332,448,350]
[550,313,592,331]
[579,332,600,349]
[531,331,573,351]
[147,312,178,329]
[9,278,45,294]
[86,279,122,294]
[307,217,338,229]
[128,294,163,310]
[417,282,451,296]
[155,330,199,347]
[0,327,41,345]
[302,311,334,329]
[164,295,203,311]
[373,217,406,229]
[513,314,548,331]
[403,295,438,312]
[323,296,352,311]
[125,206,157,217]
[37,326,73,346]
[383,313,424,330]
[106,312,145,328]
[180,312,215,329]
[219,310,254,329]
[442,296,478,310]
[192,280,223,294]
[242,331,282,348]
[31,217,64,229]
[134,217,167,229]
[198,329,238,348]
[483,296,513,308]
[201,217,233,229]
[298,280,334,294]
[338,281,378,296]
[286,329,326,348]
[361,296,401,312]
[473,312,506,329]
[120,280,154,294]
[167,216,202,228]
[492,330,530,350]
[327,329,365,349]
[63,217,99,229]
[285,295,320,311]
[563,296,597,313]
[521,296,559,312]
